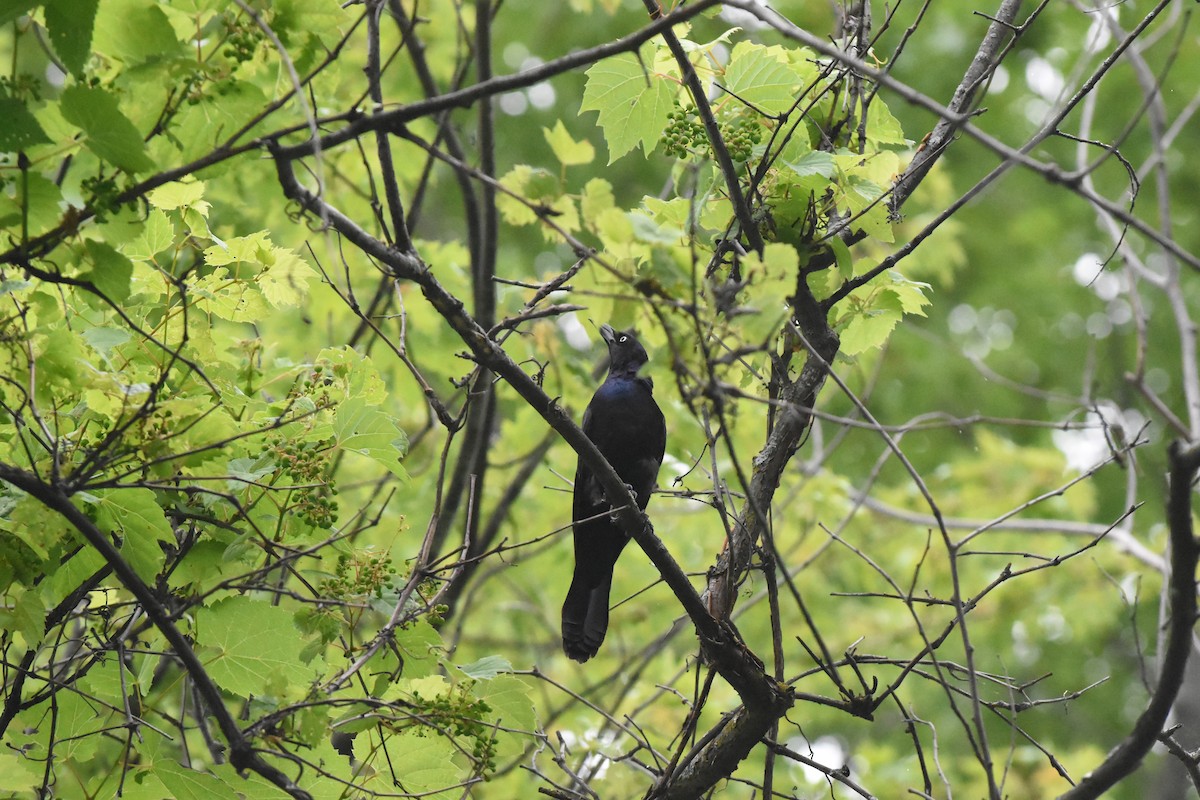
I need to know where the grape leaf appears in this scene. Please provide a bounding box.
[92,0,181,65]
[147,180,209,212]
[0,751,40,794]
[722,42,806,115]
[258,246,313,308]
[334,396,409,479]
[458,655,513,679]
[81,240,133,302]
[581,52,674,163]
[839,306,901,356]
[544,120,594,166]
[93,488,174,582]
[0,2,39,27]
[197,597,316,698]
[156,761,236,800]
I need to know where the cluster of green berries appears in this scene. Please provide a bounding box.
[319,549,396,601]
[722,117,764,162]
[661,103,764,162]
[269,435,338,529]
[662,105,707,159]
[290,363,335,409]
[221,13,262,64]
[409,684,498,772]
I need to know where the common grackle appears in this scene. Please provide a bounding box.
[562,324,666,662]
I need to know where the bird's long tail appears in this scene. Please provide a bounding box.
[561,574,612,663]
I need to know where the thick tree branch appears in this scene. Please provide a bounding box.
[273,152,792,795]
[1058,440,1200,799]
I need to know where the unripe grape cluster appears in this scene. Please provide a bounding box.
[319,550,396,601]
[662,105,707,158]
[269,435,338,529]
[661,103,764,162]
[221,12,262,64]
[723,117,764,162]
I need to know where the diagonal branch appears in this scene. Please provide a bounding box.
[272,150,793,797]
[0,464,313,800]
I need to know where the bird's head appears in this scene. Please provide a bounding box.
[599,324,649,376]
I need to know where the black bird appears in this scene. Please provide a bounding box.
[562,324,666,662]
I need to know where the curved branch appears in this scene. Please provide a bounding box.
[1058,440,1200,799]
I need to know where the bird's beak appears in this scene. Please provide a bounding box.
[599,324,616,345]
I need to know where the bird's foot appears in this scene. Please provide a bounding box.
[607,485,635,522]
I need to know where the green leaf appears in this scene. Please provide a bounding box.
[333,396,408,479]
[226,455,276,489]
[35,325,85,388]
[722,42,807,115]
[829,237,853,280]
[203,231,269,268]
[0,1,38,27]
[156,761,236,800]
[258,246,314,308]
[784,150,836,180]
[0,750,40,794]
[0,171,63,238]
[496,165,559,226]
[81,239,133,301]
[82,325,132,355]
[190,268,271,321]
[866,97,908,145]
[197,597,316,698]
[92,0,181,65]
[59,85,153,173]
[0,96,50,150]
[45,0,99,76]
[458,655,513,679]
[739,243,797,343]
[146,179,209,212]
[392,619,444,679]
[480,675,536,759]
[580,177,614,221]
[126,208,174,260]
[581,52,674,163]
[380,731,463,798]
[543,120,594,166]
[0,587,46,650]
[839,304,901,356]
[883,272,932,316]
[93,488,174,582]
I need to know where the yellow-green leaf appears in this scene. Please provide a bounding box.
[544,120,594,166]
[45,0,99,76]
[258,247,313,308]
[147,180,209,212]
[581,51,675,163]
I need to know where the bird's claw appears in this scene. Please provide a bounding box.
[607,484,636,521]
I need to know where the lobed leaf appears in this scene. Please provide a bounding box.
[581,52,674,163]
